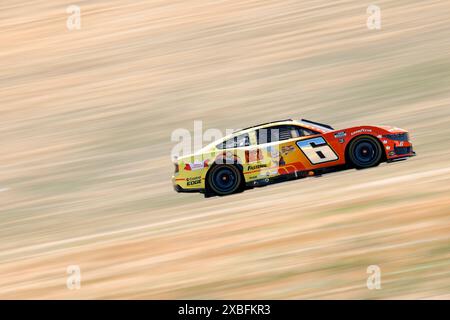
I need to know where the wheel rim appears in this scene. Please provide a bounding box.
[353,140,378,165]
[212,167,238,193]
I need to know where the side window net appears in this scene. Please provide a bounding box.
[256,126,292,144]
[217,133,251,149]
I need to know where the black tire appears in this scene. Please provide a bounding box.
[348,135,382,169]
[207,164,242,196]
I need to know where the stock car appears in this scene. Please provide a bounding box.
[172,119,415,197]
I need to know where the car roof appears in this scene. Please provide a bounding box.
[199,119,333,153]
[233,119,333,135]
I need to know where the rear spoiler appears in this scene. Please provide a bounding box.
[301,119,334,130]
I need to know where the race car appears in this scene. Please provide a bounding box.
[172,119,415,197]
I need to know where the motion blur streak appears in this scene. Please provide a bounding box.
[1,1,450,299]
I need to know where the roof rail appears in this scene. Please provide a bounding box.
[234,119,293,133]
[301,119,334,130]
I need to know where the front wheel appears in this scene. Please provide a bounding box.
[348,136,382,169]
[207,165,242,196]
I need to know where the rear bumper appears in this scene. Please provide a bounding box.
[173,184,202,193]
[172,176,203,193]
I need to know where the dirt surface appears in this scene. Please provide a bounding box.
[1,0,450,299]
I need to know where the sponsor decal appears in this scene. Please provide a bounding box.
[351,128,372,136]
[186,176,201,186]
[248,163,268,171]
[281,145,295,155]
[268,146,279,167]
[267,146,279,158]
[267,146,286,167]
[382,140,388,144]
[339,138,345,144]
[184,160,209,171]
[386,146,391,150]
[334,131,346,138]
[377,135,382,138]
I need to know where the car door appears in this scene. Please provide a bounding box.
[255,125,340,175]
[292,126,340,169]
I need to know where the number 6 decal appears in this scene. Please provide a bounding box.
[296,137,338,164]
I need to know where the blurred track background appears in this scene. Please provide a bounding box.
[1,0,450,299]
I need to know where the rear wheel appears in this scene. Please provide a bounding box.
[348,135,382,169]
[207,165,242,196]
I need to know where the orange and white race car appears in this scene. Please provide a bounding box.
[172,119,415,197]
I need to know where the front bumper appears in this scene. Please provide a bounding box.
[384,135,416,160]
[387,150,416,162]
